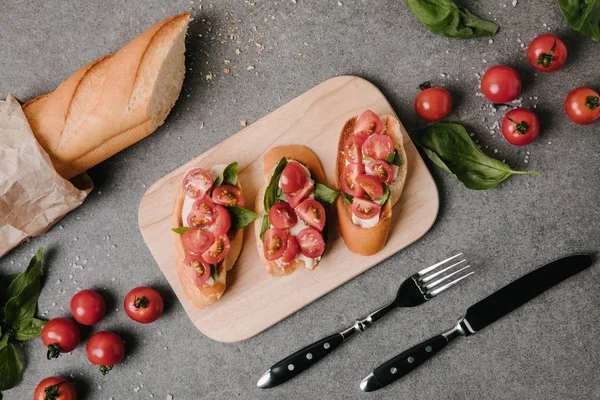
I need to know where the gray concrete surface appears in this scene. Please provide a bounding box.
[2,0,600,399]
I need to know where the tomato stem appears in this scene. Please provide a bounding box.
[508,117,529,135]
[98,364,113,376]
[585,95,599,111]
[46,343,62,360]
[418,81,431,90]
[133,295,150,309]
[43,382,64,400]
[535,39,556,69]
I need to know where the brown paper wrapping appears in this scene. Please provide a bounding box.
[0,94,92,257]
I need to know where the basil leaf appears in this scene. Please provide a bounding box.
[0,274,18,305]
[259,216,270,240]
[14,317,46,341]
[406,0,498,39]
[275,187,286,202]
[228,206,260,230]
[0,343,22,391]
[210,264,218,281]
[264,158,288,212]
[171,227,192,235]
[411,123,539,190]
[378,183,391,206]
[385,149,404,166]
[3,249,43,328]
[213,162,239,188]
[559,0,600,41]
[313,183,339,207]
[342,193,353,205]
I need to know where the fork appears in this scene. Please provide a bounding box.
[256,253,473,388]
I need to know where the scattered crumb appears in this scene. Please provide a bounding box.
[337,1,342,5]
[241,120,248,127]
[488,39,494,44]
[512,0,517,6]
[246,65,255,71]
[223,68,230,74]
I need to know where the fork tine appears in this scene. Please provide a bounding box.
[423,265,471,290]
[416,252,463,277]
[426,270,474,298]
[418,259,467,284]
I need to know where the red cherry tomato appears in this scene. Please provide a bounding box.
[201,234,231,264]
[352,198,381,220]
[205,205,231,236]
[362,134,394,160]
[70,290,105,326]
[211,185,245,207]
[354,110,383,135]
[340,164,365,197]
[284,181,314,208]
[182,168,213,199]
[355,174,384,199]
[281,236,300,263]
[564,87,600,125]
[187,197,216,229]
[296,228,325,259]
[481,65,522,103]
[181,229,214,254]
[366,160,393,185]
[86,331,125,375]
[124,287,164,324]
[527,34,567,72]
[414,87,452,122]
[268,201,298,229]
[343,133,369,164]
[184,255,211,284]
[279,162,308,194]
[296,199,326,232]
[41,318,80,359]
[501,108,540,146]
[263,228,288,261]
[34,377,77,400]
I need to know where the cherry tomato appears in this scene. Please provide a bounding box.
[182,168,213,199]
[527,34,567,72]
[34,376,77,400]
[366,160,393,185]
[124,287,164,324]
[263,228,288,261]
[86,331,125,375]
[340,164,365,197]
[414,87,452,122]
[355,174,384,199]
[279,162,308,194]
[501,108,540,146]
[187,197,216,229]
[205,205,231,236]
[352,197,381,220]
[281,236,300,263]
[268,201,298,229]
[564,87,600,125]
[181,229,214,254]
[70,290,105,326]
[41,318,80,360]
[211,185,245,207]
[354,110,383,135]
[362,134,394,160]
[184,255,211,284]
[284,181,314,208]
[296,228,325,259]
[481,65,522,103]
[343,133,369,164]
[296,199,326,232]
[201,234,231,264]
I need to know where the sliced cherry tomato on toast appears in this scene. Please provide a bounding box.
[205,205,231,236]
[340,163,365,197]
[187,198,216,229]
[356,174,384,199]
[362,134,394,160]
[354,110,383,135]
[182,168,213,199]
[212,185,245,207]
[202,234,231,264]
[366,160,393,184]
[296,199,326,232]
[269,201,298,229]
[263,228,288,261]
[297,228,325,259]
[352,197,381,220]
[280,162,308,194]
[344,133,368,164]
[181,229,215,254]
[184,255,212,284]
[285,181,314,208]
[281,236,300,263]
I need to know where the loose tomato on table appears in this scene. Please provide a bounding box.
[344,133,369,164]
[34,376,77,400]
[263,228,288,261]
[211,185,245,207]
[41,318,80,359]
[366,160,393,184]
[354,110,383,135]
[182,168,213,199]
[187,197,216,229]
[202,234,231,264]
[352,197,381,220]
[355,174,384,199]
[184,255,212,284]
[414,86,452,122]
[181,229,214,254]
[70,290,105,326]
[296,199,326,232]
[297,228,325,259]
[86,331,125,376]
[527,34,567,72]
[340,164,365,197]
[362,134,394,160]
[124,287,164,324]
[279,162,308,194]
[501,108,540,146]
[280,236,300,263]
[481,65,522,103]
[269,201,298,229]
[564,87,600,125]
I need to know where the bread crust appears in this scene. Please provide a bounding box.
[334,114,408,256]
[254,145,327,277]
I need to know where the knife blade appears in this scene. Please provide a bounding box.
[360,254,593,392]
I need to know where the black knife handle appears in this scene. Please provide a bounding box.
[270,333,344,385]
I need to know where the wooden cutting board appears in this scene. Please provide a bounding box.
[138,76,439,342]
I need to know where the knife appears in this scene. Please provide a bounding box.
[360,254,593,392]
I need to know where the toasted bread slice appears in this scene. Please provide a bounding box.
[254,145,327,277]
[335,115,408,256]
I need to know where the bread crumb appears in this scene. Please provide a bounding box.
[241,120,248,127]
[223,68,230,73]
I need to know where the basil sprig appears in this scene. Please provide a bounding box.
[559,0,600,41]
[264,158,288,212]
[379,183,391,206]
[342,192,353,205]
[213,162,239,188]
[228,206,259,230]
[411,123,539,190]
[385,149,404,166]
[210,264,218,281]
[313,183,339,207]
[171,227,192,235]
[406,0,498,39]
[0,249,47,391]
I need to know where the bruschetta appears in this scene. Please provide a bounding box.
[172,162,259,308]
[255,145,339,277]
[335,110,408,256]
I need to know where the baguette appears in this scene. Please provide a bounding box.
[335,114,408,256]
[23,12,190,179]
[255,145,327,277]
